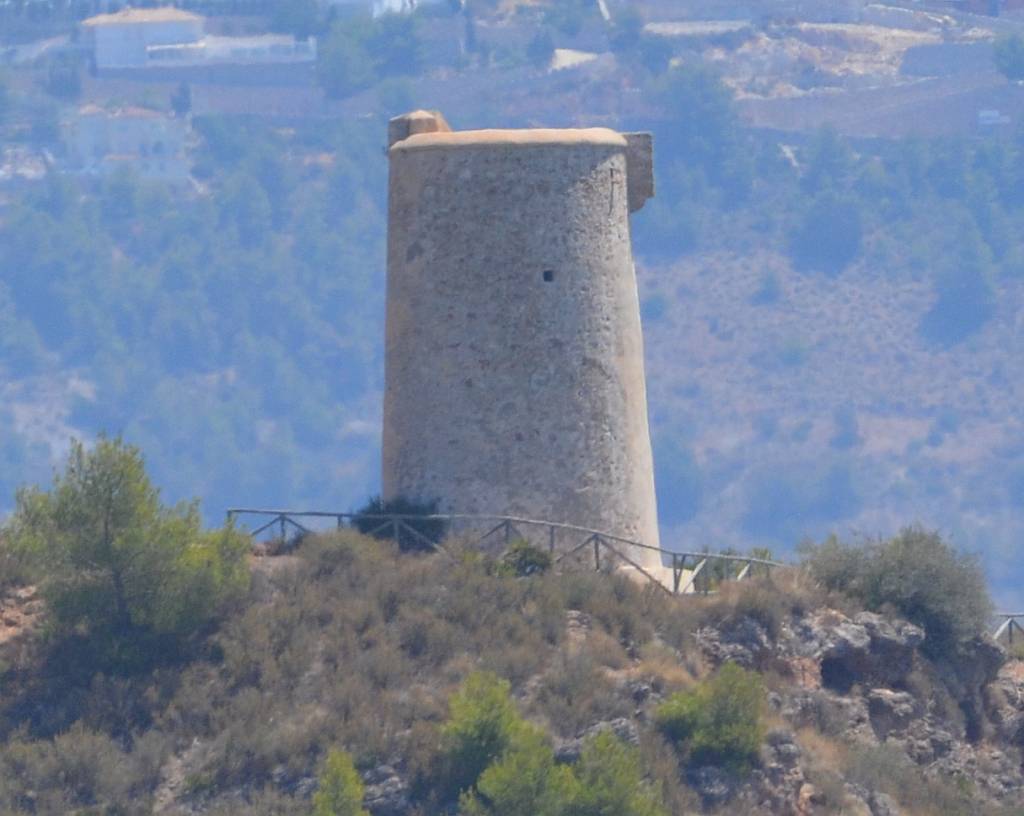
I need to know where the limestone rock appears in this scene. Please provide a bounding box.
[793,609,923,690]
[554,718,639,764]
[362,765,411,816]
[687,765,736,808]
[867,688,918,740]
[695,616,774,669]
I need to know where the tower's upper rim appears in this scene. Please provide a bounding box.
[389,127,628,153]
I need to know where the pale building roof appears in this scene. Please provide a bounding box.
[82,7,203,27]
[76,104,169,119]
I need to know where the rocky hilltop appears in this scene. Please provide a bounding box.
[0,528,1019,816]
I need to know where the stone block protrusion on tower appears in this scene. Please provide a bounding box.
[624,132,654,213]
[387,109,452,149]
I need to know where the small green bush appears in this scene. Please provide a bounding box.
[459,728,666,816]
[459,726,574,816]
[567,731,667,816]
[801,527,992,657]
[313,748,367,816]
[438,671,530,800]
[655,663,765,770]
[352,495,447,552]
[500,540,553,577]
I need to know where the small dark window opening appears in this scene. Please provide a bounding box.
[542,270,555,282]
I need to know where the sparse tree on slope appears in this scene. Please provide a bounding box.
[313,749,368,816]
[5,436,248,663]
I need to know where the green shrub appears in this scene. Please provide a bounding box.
[3,436,249,666]
[654,663,765,770]
[459,729,666,816]
[438,671,530,800]
[352,495,447,552]
[994,34,1024,81]
[313,749,368,816]
[567,731,667,816]
[500,541,553,577]
[459,726,574,816]
[801,527,992,658]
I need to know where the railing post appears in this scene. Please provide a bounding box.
[549,525,555,555]
[594,536,601,571]
[279,514,286,543]
[1011,618,1016,647]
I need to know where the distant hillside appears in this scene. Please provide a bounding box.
[640,246,1024,604]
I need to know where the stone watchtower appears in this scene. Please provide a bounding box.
[382,110,661,561]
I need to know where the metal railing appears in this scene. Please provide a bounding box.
[227,508,1024,639]
[994,613,1024,646]
[226,508,783,596]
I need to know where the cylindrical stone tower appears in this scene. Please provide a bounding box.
[382,110,660,559]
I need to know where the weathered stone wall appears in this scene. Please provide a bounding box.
[383,114,660,559]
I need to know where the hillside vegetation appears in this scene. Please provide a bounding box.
[0,442,1019,815]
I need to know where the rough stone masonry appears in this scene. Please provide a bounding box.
[382,110,661,565]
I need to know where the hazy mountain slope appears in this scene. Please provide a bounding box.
[639,248,1024,603]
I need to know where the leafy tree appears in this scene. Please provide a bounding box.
[994,34,1024,81]
[170,82,192,118]
[655,663,765,771]
[802,528,993,658]
[313,749,368,816]
[543,0,591,36]
[270,0,320,39]
[318,20,376,98]
[438,671,529,800]
[45,53,82,99]
[919,238,995,346]
[454,690,665,816]
[370,13,424,77]
[653,64,748,198]
[788,193,864,275]
[220,172,273,245]
[459,727,575,816]
[526,29,555,69]
[567,731,666,816]
[4,437,249,655]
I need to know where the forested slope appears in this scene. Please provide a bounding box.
[3,56,1024,597]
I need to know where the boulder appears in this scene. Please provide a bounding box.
[687,765,736,807]
[554,717,639,764]
[795,610,923,691]
[867,689,918,740]
[695,616,774,669]
[362,765,411,816]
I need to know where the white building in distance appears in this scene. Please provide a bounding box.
[81,7,315,72]
[81,7,204,69]
[65,104,190,183]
